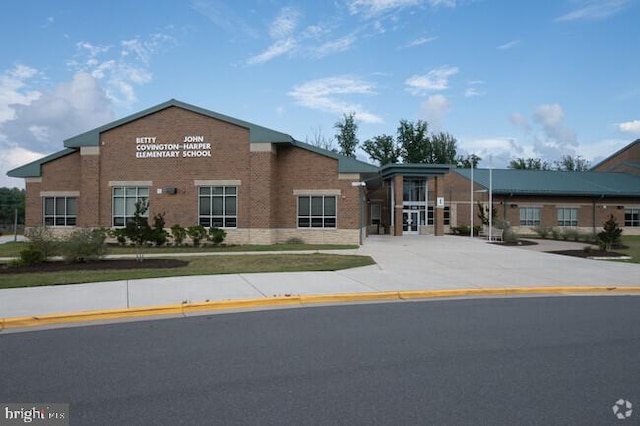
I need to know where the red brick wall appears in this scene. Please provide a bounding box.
[98,106,252,228]
[274,145,359,230]
[592,140,640,174]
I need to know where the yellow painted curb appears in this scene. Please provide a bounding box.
[3,286,640,330]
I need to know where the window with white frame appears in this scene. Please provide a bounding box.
[297,195,336,228]
[198,186,237,228]
[43,197,77,226]
[519,207,540,226]
[557,208,578,226]
[112,187,149,227]
[625,208,640,227]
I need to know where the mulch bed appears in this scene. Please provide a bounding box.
[0,259,189,274]
[547,250,627,259]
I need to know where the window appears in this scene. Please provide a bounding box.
[427,206,450,225]
[625,208,640,227]
[519,207,540,226]
[112,187,149,227]
[43,197,77,226]
[370,204,381,225]
[403,179,426,203]
[557,208,578,226]
[298,195,336,228]
[199,186,237,228]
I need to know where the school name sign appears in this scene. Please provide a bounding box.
[135,136,212,158]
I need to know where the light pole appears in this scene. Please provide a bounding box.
[488,157,493,241]
[470,159,474,239]
[351,181,366,245]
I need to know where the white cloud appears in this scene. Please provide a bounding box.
[419,94,451,131]
[0,65,41,122]
[348,0,422,16]
[269,7,300,39]
[69,32,175,105]
[464,88,484,97]
[555,0,631,22]
[312,35,357,58]
[247,38,297,64]
[497,39,520,50]
[427,0,456,7]
[617,119,640,134]
[405,66,459,95]
[288,76,382,123]
[403,36,438,48]
[532,103,577,145]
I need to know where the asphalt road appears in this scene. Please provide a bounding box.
[1,296,639,425]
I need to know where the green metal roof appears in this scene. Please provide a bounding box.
[64,99,296,148]
[455,168,640,197]
[6,148,77,178]
[379,163,452,179]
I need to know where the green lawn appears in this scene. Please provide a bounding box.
[616,235,640,263]
[0,253,375,289]
[0,242,358,258]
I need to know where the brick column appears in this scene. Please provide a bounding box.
[249,143,276,243]
[79,147,101,227]
[393,175,404,236]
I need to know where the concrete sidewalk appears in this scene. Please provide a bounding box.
[1,236,638,319]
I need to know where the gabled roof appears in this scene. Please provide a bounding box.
[455,168,640,197]
[591,139,640,171]
[7,99,379,177]
[64,99,296,148]
[6,148,77,178]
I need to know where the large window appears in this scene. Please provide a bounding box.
[427,206,450,226]
[43,197,77,226]
[199,186,237,228]
[297,195,336,228]
[403,179,426,203]
[370,204,381,225]
[625,208,640,227]
[112,187,149,227]
[557,208,578,226]
[519,207,540,226]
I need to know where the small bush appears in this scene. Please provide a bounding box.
[583,246,593,254]
[532,225,551,239]
[208,227,227,246]
[150,213,169,246]
[25,226,59,259]
[562,228,580,241]
[19,245,46,265]
[108,228,127,246]
[171,224,187,246]
[598,214,622,251]
[187,225,208,246]
[60,228,108,263]
[286,237,304,244]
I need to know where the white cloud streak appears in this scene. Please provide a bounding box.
[288,76,382,123]
[555,0,631,22]
[497,39,520,50]
[247,38,297,64]
[405,66,459,95]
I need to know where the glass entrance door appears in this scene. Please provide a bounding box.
[402,210,419,234]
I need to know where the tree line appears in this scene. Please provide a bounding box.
[0,187,25,227]
[328,112,590,171]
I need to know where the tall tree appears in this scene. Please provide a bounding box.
[508,157,552,170]
[456,154,482,168]
[397,119,430,163]
[305,126,337,152]
[555,155,590,171]
[362,134,400,165]
[334,112,358,158]
[429,131,459,164]
[0,187,25,226]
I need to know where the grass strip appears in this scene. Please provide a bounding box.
[0,253,375,289]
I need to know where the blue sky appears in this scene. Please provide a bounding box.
[2,0,639,187]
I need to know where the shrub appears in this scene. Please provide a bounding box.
[598,214,622,251]
[60,228,108,263]
[562,228,580,241]
[208,227,227,246]
[24,226,59,259]
[285,237,304,244]
[150,213,169,246]
[19,245,46,265]
[109,228,128,246]
[532,225,551,239]
[171,224,187,246]
[551,228,561,240]
[454,224,471,236]
[187,225,207,246]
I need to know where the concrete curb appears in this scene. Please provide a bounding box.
[3,286,640,330]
